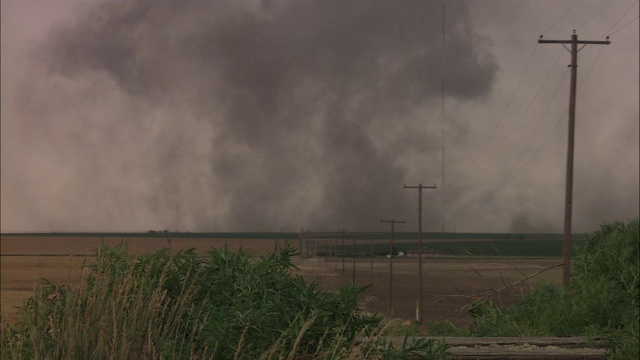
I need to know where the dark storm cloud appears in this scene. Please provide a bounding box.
[31,0,498,231]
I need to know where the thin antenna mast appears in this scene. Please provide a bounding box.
[440,0,446,232]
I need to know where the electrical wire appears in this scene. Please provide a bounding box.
[580,0,637,56]
[522,44,608,172]
[491,69,569,195]
[576,0,616,30]
[444,1,633,231]
[600,0,639,38]
[445,44,608,230]
[608,14,639,36]
[462,47,564,180]
[456,43,540,180]
[490,45,608,198]
[541,0,580,35]
[444,74,568,228]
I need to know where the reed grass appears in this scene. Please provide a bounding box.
[1,242,446,359]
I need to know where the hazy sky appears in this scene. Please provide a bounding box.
[2,0,638,233]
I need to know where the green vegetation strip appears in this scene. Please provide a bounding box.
[1,231,586,241]
[318,239,586,257]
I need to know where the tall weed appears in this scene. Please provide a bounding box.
[464,218,639,358]
[1,242,445,359]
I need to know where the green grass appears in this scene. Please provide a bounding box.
[427,218,639,359]
[1,242,447,359]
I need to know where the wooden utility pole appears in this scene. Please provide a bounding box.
[403,184,437,322]
[341,229,346,275]
[538,31,610,288]
[299,227,306,258]
[352,236,356,282]
[381,219,406,313]
[329,235,333,269]
[333,235,338,270]
[369,233,374,286]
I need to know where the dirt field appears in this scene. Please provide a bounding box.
[296,256,562,327]
[1,235,563,329]
[0,235,295,256]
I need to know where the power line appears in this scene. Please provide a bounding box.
[513,44,608,184]
[443,42,609,233]
[600,0,639,38]
[576,0,616,30]
[458,0,635,182]
[491,69,569,195]
[580,0,637,56]
[442,0,629,231]
[609,14,639,36]
[457,43,540,180]
[542,0,580,35]
[462,47,564,179]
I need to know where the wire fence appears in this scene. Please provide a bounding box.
[298,230,569,322]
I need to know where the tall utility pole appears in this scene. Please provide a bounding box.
[403,183,437,323]
[538,31,610,288]
[381,219,406,313]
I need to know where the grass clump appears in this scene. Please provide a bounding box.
[462,218,639,358]
[1,242,446,359]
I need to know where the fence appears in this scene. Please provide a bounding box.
[298,230,565,323]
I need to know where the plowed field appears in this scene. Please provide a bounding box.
[1,235,562,328]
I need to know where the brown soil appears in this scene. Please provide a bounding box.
[294,257,563,327]
[1,235,563,329]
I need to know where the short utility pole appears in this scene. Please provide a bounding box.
[403,183,437,323]
[340,229,346,275]
[351,235,357,283]
[538,31,610,288]
[381,219,406,313]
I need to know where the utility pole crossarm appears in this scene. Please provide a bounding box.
[403,184,437,190]
[538,39,611,45]
[380,219,407,224]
